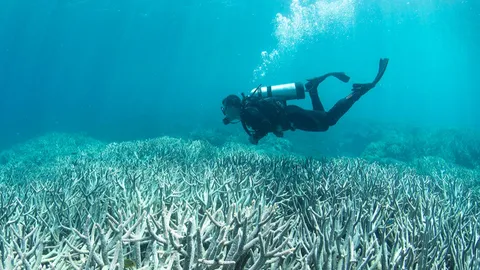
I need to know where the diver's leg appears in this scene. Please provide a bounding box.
[325,58,390,126]
[305,72,351,111]
[325,97,355,126]
[286,105,330,132]
[307,87,325,112]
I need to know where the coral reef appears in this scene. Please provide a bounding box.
[0,134,479,269]
[361,127,480,169]
[187,122,480,171]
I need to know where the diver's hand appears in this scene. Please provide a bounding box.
[249,136,258,145]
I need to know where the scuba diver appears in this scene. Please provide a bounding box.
[221,58,389,145]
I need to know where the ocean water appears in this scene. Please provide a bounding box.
[0,0,479,269]
[0,0,478,149]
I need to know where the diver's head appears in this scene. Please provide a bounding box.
[221,94,242,125]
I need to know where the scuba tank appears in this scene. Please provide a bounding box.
[248,82,305,101]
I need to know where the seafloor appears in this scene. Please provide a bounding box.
[0,125,479,269]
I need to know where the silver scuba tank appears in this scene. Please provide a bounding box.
[249,82,305,100]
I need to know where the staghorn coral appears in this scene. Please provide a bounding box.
[361,127,480,169]
[0,134,479,269]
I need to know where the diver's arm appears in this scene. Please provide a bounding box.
[243,107,272,144]
[250,124,270,144]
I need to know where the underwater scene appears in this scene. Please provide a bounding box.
[0,0,479,269]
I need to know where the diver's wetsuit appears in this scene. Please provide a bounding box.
[285,88,357,132]
[241,80,358,142]
[240,58,389,143]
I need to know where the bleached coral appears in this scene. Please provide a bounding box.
[0,135,479,269]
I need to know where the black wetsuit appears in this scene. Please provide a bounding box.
[239,58,388,143]
[241,87,358,142]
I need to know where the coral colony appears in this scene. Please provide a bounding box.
[0,133,479,269]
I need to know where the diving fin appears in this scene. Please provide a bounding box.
[351,58,389,96]
[372,58,389,85]
[330,72,351,83]
[306,72,350,92]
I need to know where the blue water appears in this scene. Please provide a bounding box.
[0,0,478,150]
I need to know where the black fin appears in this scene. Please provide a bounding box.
[330,72,351,83]
[352,58,389,93]
[371,58,389,85]
[306,72,351,91]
